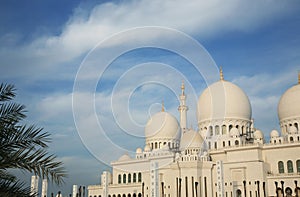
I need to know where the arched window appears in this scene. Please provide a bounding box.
[128,174,131,183]
[138,172,142,182]
[290,137,294,142]
[133,173,136,183]
[123,174,126,183]
[278,161,284,173]
[235,140,239,146]
[297,160,300,173]
[295,123,299,131]
[118,174,121,184]
[223,141,225,147]
[209,126,213,136]
[287,160,294,173]
[118,195,121,197]
[229,125,233,131]
[222,125,226,135]
[215,125,220,135]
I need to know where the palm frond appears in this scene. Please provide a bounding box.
[0,82,68,195]
[0,178,35,197]
[0,83,16,102]
[1,146,67,185]
[0,102,26,126]
[0,124,50,151]
[0,169,16,182]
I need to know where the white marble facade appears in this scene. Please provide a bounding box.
[88,71,300,197]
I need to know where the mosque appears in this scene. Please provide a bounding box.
[88,69,300,197]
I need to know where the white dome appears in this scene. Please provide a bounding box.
[278,84,300,121]
[270,130,279,138]
[197,80,252,122]
[118,154,131,161]
[254,130,264,139]
[230,127,240,137]
[289,125,298,134]
[145,111,180,141]
[136,147,143,154]
[180,129,203,150]
[144,145,151,152]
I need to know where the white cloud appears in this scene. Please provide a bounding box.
[0,0,296,81]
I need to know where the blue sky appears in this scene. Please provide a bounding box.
[1,0,300,195]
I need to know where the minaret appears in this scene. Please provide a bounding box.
[30,175,39,197]
[178,81,188,132]
[41,179,48,197]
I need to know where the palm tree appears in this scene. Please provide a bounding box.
[0,83,67,197]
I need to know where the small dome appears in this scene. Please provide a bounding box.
[145,111,180,141]
[270,130,279,138]
[254,129,264,139]
[230,127,240,137]
[144,144,151,152]
[289,125,298,134]
[118,154,131,161]
[278,84,300,121]
[197,80,252,123]
[180,129,204,150]
[136,147,142,154]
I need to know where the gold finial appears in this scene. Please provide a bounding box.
[220,66,224,80]
[181,80,185,95]
[161,100,165,112]
[298,71,300,84]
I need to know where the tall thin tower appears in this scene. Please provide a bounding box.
[72,185,78,197]
[30,175,39,197]
[41,179,48,197]
[178,81,188,133]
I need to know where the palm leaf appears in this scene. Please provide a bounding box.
[0,102,26,125]
[0,83,16,102]
[0,178,35,197]
[0,82,68,195]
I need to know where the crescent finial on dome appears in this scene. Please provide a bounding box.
[181,80,185,95]
[162,100,165,112]
[220,66,224,81]
[298,71,300,84]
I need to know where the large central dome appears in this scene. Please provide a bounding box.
[197,80,252,123]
